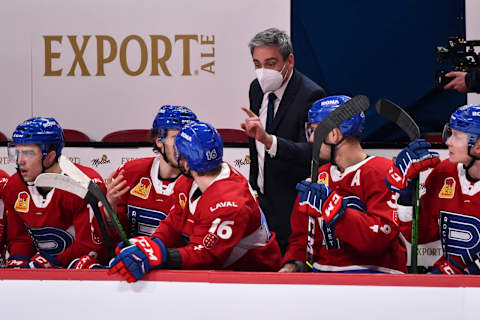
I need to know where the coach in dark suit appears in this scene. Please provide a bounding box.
[241,28,326,253]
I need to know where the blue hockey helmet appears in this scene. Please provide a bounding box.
[12,117,65,157]
[443,104,480,148]
[175,122,223,172]
[307,95,365,139]
[152,105,198,140]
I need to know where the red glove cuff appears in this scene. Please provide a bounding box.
[321,192,344,224]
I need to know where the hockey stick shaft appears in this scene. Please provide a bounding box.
[58,156,130,246]
[85,193,116,259]
[375,98,421,273]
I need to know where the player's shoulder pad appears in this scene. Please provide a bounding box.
[121,157,155,173]
[174,175,194,194]
[362,156,394,175]
[117,157,155,184]
[74,163,104,184]
[203,182,251,217]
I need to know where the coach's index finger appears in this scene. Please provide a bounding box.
[241,107,256,118]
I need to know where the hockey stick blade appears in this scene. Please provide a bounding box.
[375,99,420,140]
[35,173,116,258]
[312,95,370,178]
[35,173,88,199]
[58,156,130,246]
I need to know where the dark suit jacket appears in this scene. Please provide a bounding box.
[248,69,326,251]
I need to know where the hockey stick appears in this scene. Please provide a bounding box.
[34,173,116,258]
[58,156,130,246]
[375,98,421,273]
[305,95,370,270]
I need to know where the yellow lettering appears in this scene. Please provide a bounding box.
[174,34,198,76]
[44,36,62,76]
[201,61,215,74]
[119,35,148,76]
[200,35,215,45]
[67,35,91,76]
[201,47,215,58]
[150,35,172,76]
[96,35,118,76]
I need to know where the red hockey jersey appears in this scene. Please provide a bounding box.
[111,157,191,238]
[152,162,282,271]
[0,169,9,265]
[4,165,105,267]
[401,160,480,273]
[283,156,407,273]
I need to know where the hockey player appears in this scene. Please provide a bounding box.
[280,95,407,273]
[104,105,198,241]
[109,122,282,282]
[0,169,9,266]
[4,117,106,268]
[387,104,480,274]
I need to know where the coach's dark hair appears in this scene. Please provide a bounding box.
[248,28,293,61]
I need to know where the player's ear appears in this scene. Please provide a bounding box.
[330,128,343,144]
[155,138,165,152]
[472,137,480,155]
[43,150,57,167]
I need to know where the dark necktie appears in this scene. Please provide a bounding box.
[266,92,277,133]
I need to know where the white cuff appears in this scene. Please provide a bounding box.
[397,204,413,222]
[266,135,277,157]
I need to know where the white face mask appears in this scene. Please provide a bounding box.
[255,63,287,93]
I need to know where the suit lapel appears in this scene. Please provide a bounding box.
[271,70,300,132]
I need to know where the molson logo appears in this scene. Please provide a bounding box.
[233,155,250,169]
[91,154,111,167]
[43,34,215,77]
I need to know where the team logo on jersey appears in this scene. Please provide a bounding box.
[317,171,329,186]
[130,177,152,199]
[14,191,30,213]
[203,232,218,249]
[179,193,187,209]
[439,177,455,199]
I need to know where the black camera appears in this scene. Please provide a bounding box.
[435,37,480,87]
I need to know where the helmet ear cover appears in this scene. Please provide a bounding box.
[175,122,223,172]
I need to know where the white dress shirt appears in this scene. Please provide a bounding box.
[256,70,293,193]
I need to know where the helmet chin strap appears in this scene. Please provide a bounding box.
[324,136,345,167]
[464,135,480,172]
[179,166,192,179]
[158,140,182,170]
[464,148,480,171]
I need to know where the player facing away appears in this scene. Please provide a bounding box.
[387,104,480,274]
[0,169,9,266]
[104,105,198,241]
[109,122,282,282]
[4,117,106,268]
[280,95,407,273]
